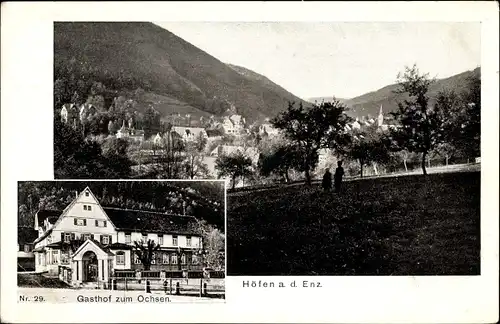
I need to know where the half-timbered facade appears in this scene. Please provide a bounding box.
[32,187,203,287]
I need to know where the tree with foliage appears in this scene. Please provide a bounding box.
[188,219,225,271]
[133,239,160,270]
[184,132,209,179]
[271,101,351,185]
[348,126,391,177]
[259,144,300,183]
[444,74,481,159]
[215,151,253,189]
[100,137,133,178]
[390,65,449,175]
[143,105,162,138]
[146,124,186,179]
[389,149,418,173]
[54,117,133,179]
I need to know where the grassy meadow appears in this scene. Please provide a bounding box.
[227,171,480,275]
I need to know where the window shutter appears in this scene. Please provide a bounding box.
[95,220,98,227]
[103,221,107,227]
[61,232,64,242]
[91,234,94,240]
[71,233,75,240]
[100,235,103,244]
[83,219,87,226]
[74,218,77,225]
[109,236,112,244]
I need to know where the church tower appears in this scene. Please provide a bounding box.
[377,105,384,127]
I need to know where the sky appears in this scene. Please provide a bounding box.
[155,22,481,100]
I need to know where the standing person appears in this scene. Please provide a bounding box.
[334,161,345,193]
[322,168,332,192]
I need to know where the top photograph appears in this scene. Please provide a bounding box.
[53,21,481,276]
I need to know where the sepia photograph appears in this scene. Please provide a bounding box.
[17,180,225,303]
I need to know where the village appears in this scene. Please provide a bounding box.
[59,99,395,187]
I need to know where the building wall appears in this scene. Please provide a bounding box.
[116,231,201,249]
[55,191,117,238]
[129,250,202,271]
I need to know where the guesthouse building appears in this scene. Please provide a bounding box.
[31,188,204,288]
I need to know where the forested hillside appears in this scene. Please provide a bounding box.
[54,22,306,122]
[18,181,225,230]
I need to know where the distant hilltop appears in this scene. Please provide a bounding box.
[307,67,480,119]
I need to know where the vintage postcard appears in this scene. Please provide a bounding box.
[1,1,498,323]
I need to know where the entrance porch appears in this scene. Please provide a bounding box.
[71,239,114,288]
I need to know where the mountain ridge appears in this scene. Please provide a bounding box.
[310,67,480,118]
[54,22,307,122]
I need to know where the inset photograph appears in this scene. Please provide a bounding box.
[17,180,225,303]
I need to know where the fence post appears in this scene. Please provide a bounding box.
[203,282,207,297]
[199,279,203,297]
[175,281,180,295]
[169,278,172,295]
[125,277,127,291]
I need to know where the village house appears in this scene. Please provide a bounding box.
[60,103,79,124]
[171,126,208,142]
[79,103,97,122]
[116,120,145,143]
[221,114,246,135]
[18,226,38,271]
[258,121,279,137]
[31,188,204,288]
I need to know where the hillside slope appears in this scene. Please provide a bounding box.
[54,22,305,122]
[343,68,480,118]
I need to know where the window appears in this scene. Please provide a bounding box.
[172,235,178,246]
[83,205,92,211]
[125,233,131,244]
[186,236,191,247]
[181,254,186,265]
[83,233,91,240]
[74,218,86,226]
[162,253,169,264]
[116,252,125,265]
[192,254,199,265]
[134,253,141,264]
[102,235,109,245]
[151,252,156,265]
[37,254,41,265]
[158,235,163,246]
[24,244,31,253]
[52,250,59,264]
[85,191,89,197]
[171,254,178,264]
[95,220,107,227]
[64,233,71,243]
[142,234,147,243]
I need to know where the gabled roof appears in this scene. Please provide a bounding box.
[102,207,201,236]
[18,227,38,245]
[32,187,203,244]
[72,238,115,258]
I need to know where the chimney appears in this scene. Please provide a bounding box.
[75,191,78,199]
